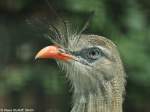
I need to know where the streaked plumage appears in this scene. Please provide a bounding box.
[35,20,126,112]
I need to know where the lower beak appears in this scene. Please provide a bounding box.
[35,45,74,61]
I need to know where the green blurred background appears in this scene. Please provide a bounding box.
[0,0,150,112]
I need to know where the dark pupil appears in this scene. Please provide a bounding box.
[90,51,97,56]
[88,48,101,59]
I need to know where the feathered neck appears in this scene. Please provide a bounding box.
[71,78,123,112]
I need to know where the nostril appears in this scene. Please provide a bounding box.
[58,49,66,53]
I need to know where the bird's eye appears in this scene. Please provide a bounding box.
[71,47,103,63]
[87,47,102,60]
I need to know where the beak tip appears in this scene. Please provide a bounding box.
[35,52,41,60]
[35,56,38,60]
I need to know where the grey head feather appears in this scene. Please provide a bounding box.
[33,11,125,111]
[55,34,126,112]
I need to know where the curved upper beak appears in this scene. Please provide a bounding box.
[35,45,75,61]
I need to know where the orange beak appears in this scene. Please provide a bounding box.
[35,45,74,61]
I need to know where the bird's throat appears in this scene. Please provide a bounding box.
[71,79,123,112]
[71,92,123,112]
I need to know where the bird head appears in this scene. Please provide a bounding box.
[35,33,125,96]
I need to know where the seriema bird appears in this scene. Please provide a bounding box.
[35,22,126,112]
